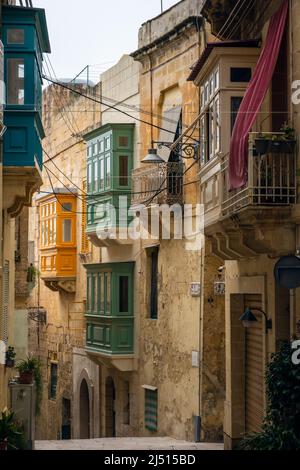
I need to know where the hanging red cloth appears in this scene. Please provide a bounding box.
[229,0,289,190]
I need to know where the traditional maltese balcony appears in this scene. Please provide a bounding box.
[202,133,297,259]
[131,162,185,207]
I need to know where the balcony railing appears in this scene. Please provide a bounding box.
[221,133,296,217]
[131,162,185,206]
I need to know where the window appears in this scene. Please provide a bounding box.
[119,136,129,147]
[119,276,129,313]
[145,389,158,432]
[87,164,92,192]
[200,68,221,164]
[231,97,243,134]
[94,160,98,192]
[106,273,111,314]
[150,247,159,319]
[7,29,24,45]
[50,363,58,400]
[7,58,25,105]
[123,381,130,425]
[62,219,72,242]
[230,67,252,83]
[119,155,129,186]
[105,156,111,188]
[62,203,72,212]
[99,159,104,191]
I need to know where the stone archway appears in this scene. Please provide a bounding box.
[105,377,116,437]
[79,378,90,439]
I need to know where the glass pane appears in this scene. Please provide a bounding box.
[7,58,25,105]
[119,155,129,186]
[94,275,98,314]
[7,29,25,45]
[214,69,219,91]
[119,276,129,313]
[62,219,72,242]
[91,275,95,312]
[105,137,111,150]
[100,274,105,313]
[99,140,104,154]
[87,276,91,311]
[94,160,98,191]
[62,203,72,212]
[100,159,104,190]
[106,273,111,315]
[106,156,111,188]
[53,218,57,244]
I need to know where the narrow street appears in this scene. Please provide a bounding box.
[35,438,224,451]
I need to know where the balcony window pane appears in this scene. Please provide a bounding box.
[106,273,111,315]
[105,156,111,188]
[119,155,129,186]
[62,219,72,242]
[100,274,105,314]
[94,275,98,314]
[87,276,91,312]
[94,160,98,191]
[100,159,104,190]
[119,276,129,313]
[105,136,111,150]
[7,58,25,105]
[62,203,72,212]
[99,140,104,154]
[7,29,25,45]
[87,164,92,192]
[53,218,57,244]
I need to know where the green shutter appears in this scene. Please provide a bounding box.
[145,389,158,432]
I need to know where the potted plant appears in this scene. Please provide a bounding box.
[16,356,38,384]
[16,356,43,416]
[5,347,16,368]
[255,133,270,155]
[255,123,296,155]
[0,409,25,451]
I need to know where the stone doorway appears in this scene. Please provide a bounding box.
[105,377,116,437]
[80,379,90,439]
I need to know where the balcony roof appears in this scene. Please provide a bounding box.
[2,5,51,53]
[187,39,260,82]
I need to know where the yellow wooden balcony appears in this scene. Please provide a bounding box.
[38,191,77,293]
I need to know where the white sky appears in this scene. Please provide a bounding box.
[34,0,180,81]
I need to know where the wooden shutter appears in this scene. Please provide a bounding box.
[1,260,9,345]
[145,389,158,432]
[245,294,264,434]
[81,180,89,253]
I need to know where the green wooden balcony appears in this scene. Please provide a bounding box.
[84,123,135,247]
[84,262,135,371]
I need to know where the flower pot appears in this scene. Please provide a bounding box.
[255,138,269,155]
[19,370,34,384]
[5,359,15,368]
[269,139,296,154]
[0,439,8,451]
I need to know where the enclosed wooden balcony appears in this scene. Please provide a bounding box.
[85,262,135,372]
[202,133,297,259]
[131,162,185,207]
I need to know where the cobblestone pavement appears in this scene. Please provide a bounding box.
[35,437,224,450]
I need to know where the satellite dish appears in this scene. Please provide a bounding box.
[274,255,300,289]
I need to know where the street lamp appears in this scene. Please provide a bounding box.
[240,307,272,333]
[142,148,165,164]
[141,141,199,164]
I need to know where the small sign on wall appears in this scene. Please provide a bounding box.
[190,282,201,297]
[214,281,225,296]
[192,351,199,368]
